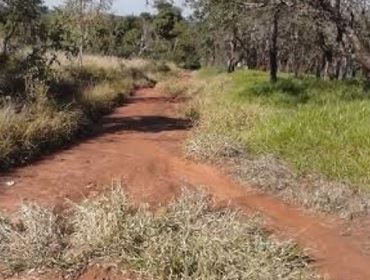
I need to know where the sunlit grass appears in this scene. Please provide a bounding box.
[0,55,171,169]
[0,189,319,280]
[187,68,370,198]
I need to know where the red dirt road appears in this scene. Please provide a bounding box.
[1,86,370,280]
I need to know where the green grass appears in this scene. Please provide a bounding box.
[244,101,370,184]
[189,69,370,189]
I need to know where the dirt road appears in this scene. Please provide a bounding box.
[1,85,370,280]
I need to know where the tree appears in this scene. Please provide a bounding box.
[0,0,74,98]
[185,0,370,84]
[0,0,44,58]
[306,0,370,76]
[63,0,114,66]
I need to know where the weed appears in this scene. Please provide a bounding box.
[0,102,82,169]
[0,204,65,275]
[159,78,189,99]
[0,189,319,280]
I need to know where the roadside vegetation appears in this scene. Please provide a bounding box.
[2,0,370,279]
[0,0,184,170]
[0,189,319,280]
[185,69,370,218]
[0,56,171,169]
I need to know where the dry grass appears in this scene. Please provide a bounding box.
[0,189,319,280]
[187,130,370,218]
[0,101,81,169]
[0,55,174,169]
[57,53,176,82]
[56,54,150,70]
[0,204,64,275]
[232,154,370,218]
[158,77,190,99]
[78,83,126,120]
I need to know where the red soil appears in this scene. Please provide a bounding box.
[1,85,370,280]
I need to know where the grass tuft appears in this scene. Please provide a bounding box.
[0,204,64,275]
[0,189,319,280]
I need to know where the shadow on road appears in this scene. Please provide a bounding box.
[99,115,191,134]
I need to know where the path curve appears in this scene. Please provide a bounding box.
[1,85,370,280]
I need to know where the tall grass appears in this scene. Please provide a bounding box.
[0,101,81,169]
[188,69,370,187]
[0,189,319,280]
[185,69,370,216]
[245,101,370,184]
[0,55,170,169]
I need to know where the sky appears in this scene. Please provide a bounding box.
[44,0,187,16]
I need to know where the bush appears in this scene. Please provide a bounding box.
[158,78,189,98]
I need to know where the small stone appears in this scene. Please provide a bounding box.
[5,180,15,187]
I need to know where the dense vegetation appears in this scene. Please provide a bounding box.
[185,0,370,82]
[156,0,370,215]
[0,0,177,169]
[43,0,201,69]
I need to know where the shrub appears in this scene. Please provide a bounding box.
[159,78,189,98]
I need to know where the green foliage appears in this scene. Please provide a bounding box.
[245,101,370,186]
[171,21,201,69]
[189,69,370,189]
[46,0,202,69]
[0,0,45,55]
[230,71,368,107]
[153,0,182,40]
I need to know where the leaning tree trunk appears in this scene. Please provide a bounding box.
[269,8,279,83]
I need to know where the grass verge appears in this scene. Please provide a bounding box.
[184,69,370,218]
[0,189,319,280]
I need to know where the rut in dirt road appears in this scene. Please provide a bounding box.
[1,86,370,280]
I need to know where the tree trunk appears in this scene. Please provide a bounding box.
[78,43,84,67]
[345,27,370,72]
[78,0,84,68]
[1,24,17,58]
[311,0,370,74]
[315,58,321,78]
[269,8,279,83]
